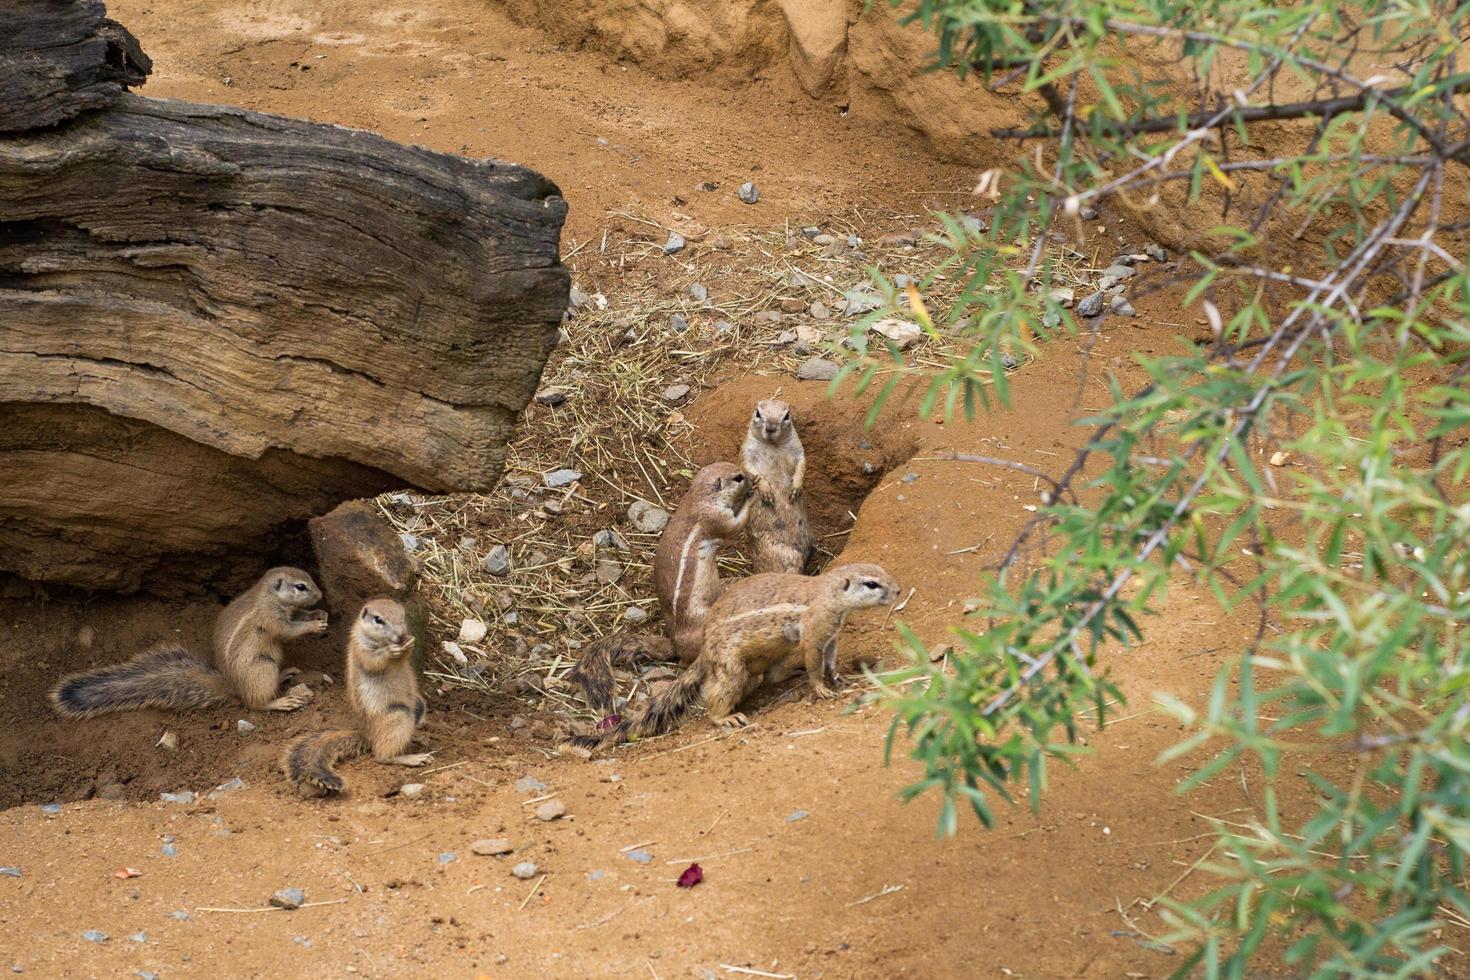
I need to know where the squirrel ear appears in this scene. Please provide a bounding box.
[273,577,283,590]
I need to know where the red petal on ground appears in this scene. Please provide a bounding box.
[676,863,703,888]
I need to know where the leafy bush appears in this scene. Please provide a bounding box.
[851,1,1470,974]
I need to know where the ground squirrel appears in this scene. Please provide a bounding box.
[567,462,751,715]
[743,399,816,574]
[50,567,326,718]
[284,598,431,795]
[572,562,898,749]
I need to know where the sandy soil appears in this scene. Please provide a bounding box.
[0,1,1335,978]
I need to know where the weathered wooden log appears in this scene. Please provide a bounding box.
[0,94,568,592]
[0,0,151,132]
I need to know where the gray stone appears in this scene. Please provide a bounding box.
[480,544,511,577]
[1101,264,1135,280]
[568,287,591,308]
[1076,292,1106,318]
[129,932,147,944]
[170,911,191,921]
[515,776,548,793]
[1110,295,1136,316]
[512,862,538,880]
[471,838,514,856]
[236,719,255,734]
[1080,206,1099,221]
[269,888,305,910]
[813,233,835,246]
[662,232,686,255]
[159,791,195,805]
[738,182,760,204]
[623,606,650,624]
[535,799,567,821]
[893,274,916,288]
[796,357,840,382]
[689,283,708,302]
[534,388,568,407]
[160,844,177,857]
[662,384,691,402]
[670,313,689,333]
[595,560,623,585]
[438,852,457,865]
[801,226,821,239]
[1042,309,1062,330]
[755,310,784,323]
[842,289,881,315]
[809,302,830,320]
[712,320,734,333]
[628,500,671,534]
[81,930,107,943]
[776,330,797,345]
[398,783,426,799]
[1145,242,1168,262]
[544,468,581,488]
[593,528,628,551]
[0,868,19,878]
[625,849,653,864]
[209,777,247,798]
[39,804,60,815]
[786,810,809,822]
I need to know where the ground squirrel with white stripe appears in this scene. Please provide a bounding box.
[742,399,816,574]
[566,461,753,714]
[284,598,431,795]
[50,567,325,718]
[572,562,898,749]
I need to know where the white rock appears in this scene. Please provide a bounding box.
[870,318,924,350]
[458,618,488,644]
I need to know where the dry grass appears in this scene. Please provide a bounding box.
[376,205,1084,719]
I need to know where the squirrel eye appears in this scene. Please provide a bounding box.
[783,410,791,421]
[374,616,385,626]
[732,473,745,482]
[864,580,881,589]
[295,583,307,592]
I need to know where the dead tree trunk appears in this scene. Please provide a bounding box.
[0,2,568,592]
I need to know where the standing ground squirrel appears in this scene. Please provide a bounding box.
[50,567,326,718]
[572,562,898,749]
[742,399,816,574]
[284,598,430,795]
[567,462,751,715]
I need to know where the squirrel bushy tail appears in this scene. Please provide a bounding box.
[49,645,233,718]
[283,730,369,795]
[572,661,707,750]
[565,632,674,716]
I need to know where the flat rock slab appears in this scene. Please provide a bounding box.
[0,93,567,591]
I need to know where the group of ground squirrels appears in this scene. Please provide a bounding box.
[47,398,897,792]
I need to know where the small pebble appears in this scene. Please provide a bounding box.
[160,844,178,858]
[670,313,689,333]
[534,388,568,407]
[535,800,567,822]
[159,791,195,805]
[595,560,623,585]
[796,357,839,382]
[662,231,686,255]
[438,852,457,865]
[471,839,514,856]
[170,911,191,921]
[292,937,312,949]
[512,862,538,880]
[1076,292,1106,318]
[623,606,650,624]
[1144,242,1168,262]
[587,870,606,881]
[1042,309,1062,329]
[543,467,581,488]
[568,287,591,308]
[1109,295,1136,316]
[842,289,881,315]
[662,384,691,402]
[399,532,420,553]
[738,182,760,204]
[156,731,178,752]
[627,500,670,533]
[398,783,426,799]
[809,301,830,319]
[129,932,147,944]
[269,888,305,910]
[81,930,107,944]
[625,849,653,864]
[39,804,60,816]
[515,776,548,793]
[688,283,708,302]
[480,544,511,576]
[236,719,255,734]
[712,319,734,333]
[1101,264,1135,280]
[593,529,628,551]
[786,810,809,822]
[0,868,19,878]
[902,473,918,484]
[458,618,488,644]
[1080,206,1099,220]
